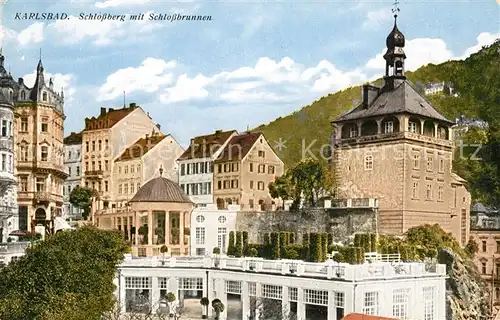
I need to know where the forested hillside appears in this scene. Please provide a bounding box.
[256,40,500,205]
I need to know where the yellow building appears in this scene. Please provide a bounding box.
[14,58,67,232]
[95,167,193,257]
[113,131,185,208]
[331,15,470,244]
[213,131,284,211]
[81,103,160,212]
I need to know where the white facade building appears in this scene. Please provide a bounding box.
[115,254,447,320]
[190,204,238,256]
[0,52,18,242]
[177,130,238,207]
[0,242,29,268]
[63,132,83,220]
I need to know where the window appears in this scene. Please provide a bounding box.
[218,216,227,224]
[21,117,28,131]
[249,199,254,209]
[349,126,357,138]
[20,145,28,161]
[130,183,135,194]
[41,118,48,132]
[392,288,410,319]
[413,153,420,169]
[105,160,109,171]
[426,155,433,171]
[482,262,487,274]
[130,165,135,173]
[118,166,121,174]
[217,227,227,253]
[438,185,444,201]
[92,161,95,171]
[98,140,102,151]
[258,151,265,157]
[438,158,445,173]
[482,241,487,252]
[19,177,27,192]
[408,121,417,133]
[98,161,102,171]
[105,181,109,192]
[268,165,275,174]
[195,227,205,245]
[217,181,222,190]
[86,141,89,152]
[196,248,206,256]
[423,287,436,320]
[118,184,122,195]
[362,292,379,315]
[92,141,95,151]
[68,167,72,177]
[36,177,45,192]
[124,183,128,194]
[85,162,89,171]
[124,166,128,174]
[384,121,394,133]
[137,182,141,191]
[250,181,254,189]
[196,215,205,223]
[249,163,253,172]
[41,146,48,161]
[496,241,500,254]
[1,120,7,136]
[42,92,47,101]
[258,164,265,173]
[364,155,373,170]
[257,181,264,190]
[426,184,432,200]
[105,139,109,150]
[412,181,419,199]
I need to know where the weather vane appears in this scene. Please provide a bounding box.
[392,0,400,15]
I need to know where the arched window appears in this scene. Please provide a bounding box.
[218,216,226,224]
[42,92,47,101]
[196,215,205,223]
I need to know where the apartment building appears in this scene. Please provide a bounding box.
[213,132,284,211]
[81,103,160,212]
[0,52,17,241]
[63,131,83,220]
[113,131,184,207]
[177,130,237,207]
[14,58,67,232]
[331,15,470,244]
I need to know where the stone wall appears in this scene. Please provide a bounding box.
[236,208,377,244]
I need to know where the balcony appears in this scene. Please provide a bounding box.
[85,170,104,178]
[335,131,453,148]
[34,191,51,203]
[35,162,68,179]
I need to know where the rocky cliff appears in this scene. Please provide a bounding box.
[438,248,491,320]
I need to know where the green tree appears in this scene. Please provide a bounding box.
[0,226,129,320]
[69,186,95,220]
[235,231,243,257]
[269,173,295,204]
[227,231,236,256]
[270,232,280,260]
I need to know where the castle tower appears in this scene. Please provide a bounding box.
[330,11,471,244]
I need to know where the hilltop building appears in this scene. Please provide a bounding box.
[14,57,67,232]
[81,103,160,214]
[177,130,238,207]
[213,131,284,210]
[113,131,184,208]
[331,14,470,244]
[95,167,194,257]
[424,81,458,97]
[63,131,83,220]
[0,52,17,241]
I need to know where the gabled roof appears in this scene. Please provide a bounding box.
[178,130,237,160]
[84,105,139,131]
[215,132,262,162]
[342,313,398,320]
[333,80,453,125]
[115,132,167,162]
[63,131,83,145]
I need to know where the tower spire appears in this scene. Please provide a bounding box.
[392,0,400,18]
[383,1,406,89]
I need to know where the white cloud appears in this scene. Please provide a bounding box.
[95,0,150,8]
[460,32,500,59]
[97,58,176,101]
[16,23,44,46]
[50,12,163,46]
[21,71,76,104]
[363,8,393,29]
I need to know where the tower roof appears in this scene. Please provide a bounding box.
[130,171,192,203]
[386,15,405,49]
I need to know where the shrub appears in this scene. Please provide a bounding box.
[242,231,249,256]
[270,232,280,259]
[212,247,221,254]
[227,231,236,256]
[285,245,302,259]
[369,233,377,252]
[235,231,243,257]
[248,247,258,257]
[327,233,333,246]
[322,233,329,260]
[302,233,310,261]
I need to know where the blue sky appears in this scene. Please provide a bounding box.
[1,0,499,146]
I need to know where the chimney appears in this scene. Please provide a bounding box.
[362,85,379,108]
[100,107,106,116]
[190,138,195,146]
[109,108,114,112]
[129,102,137,108]
[215,130,222,134]
[156,124,161,130]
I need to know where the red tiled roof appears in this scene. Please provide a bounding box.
[178,130,237,160]
[215,131,262,162]
[84,104,139,131]
[342,313,399,320]
[115,132,167,162]
[63,131,83,145]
